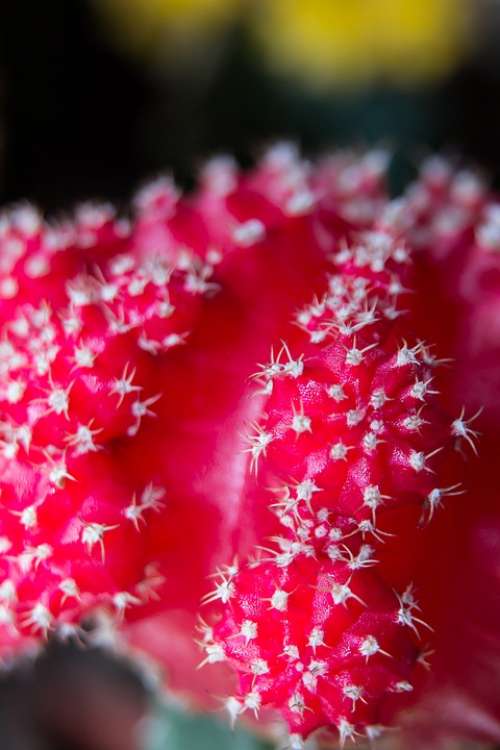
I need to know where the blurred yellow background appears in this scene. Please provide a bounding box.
[96,0,470,87]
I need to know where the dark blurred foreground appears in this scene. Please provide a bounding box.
[0,642,149,750]
[0,640,272,750]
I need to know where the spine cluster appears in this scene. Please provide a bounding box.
[200,228,476,747]
[0,217,210,654]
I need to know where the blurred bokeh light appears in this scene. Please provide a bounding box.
[2,0,500,212]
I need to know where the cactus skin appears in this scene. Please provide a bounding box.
[0,147,392,671]
[391,158,500,424]
[200,230,472,747]
[205,556,424,745]
[127,154,492,745]
[0,238,210,659]
[131,145,389,270]
[122,155,500,745]
[125,147,409,707]
[376,158,500,744]
[0,203,131,318]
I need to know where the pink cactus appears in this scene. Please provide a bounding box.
[125,153,498,746]
[0,146,392,668]
[204,557,427,747]
[0,202,131,318]
[125,146,404,702]
[1,147,498,748]
[378,157,500,744]
[390,158,500,424]
[199,230,474,746]
[0,236,209,659]
[131,144,389,269]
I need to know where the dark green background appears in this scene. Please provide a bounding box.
[2,0,500,211]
